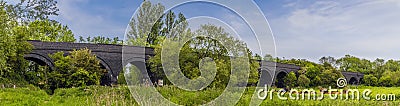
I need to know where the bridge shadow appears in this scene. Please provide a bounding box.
[275,71,287,88]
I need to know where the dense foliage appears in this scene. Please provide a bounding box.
[0,0,112,92]
[0,2,32,85]
[124,1,260,88]
[47,49,106,91]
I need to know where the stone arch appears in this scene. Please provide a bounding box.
[96,57,114,85]
[258,68,274,86]
[349,77,358,85]
[275,70,288,88]
[24,53,55,71]
[123,58,150,85]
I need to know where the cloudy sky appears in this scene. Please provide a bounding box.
[9,0,400,62]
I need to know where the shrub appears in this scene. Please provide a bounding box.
[297,74,310,87]
[363,74,378,86]
[284,72,297,88]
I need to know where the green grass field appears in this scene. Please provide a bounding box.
[1,86,400,106]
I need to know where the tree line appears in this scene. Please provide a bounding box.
[267,55,400,88]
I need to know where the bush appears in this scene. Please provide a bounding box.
[297,74,310,87]
[46,48,106,93]
[363,74,378,86]
[379,75,393,87]
[284,72,297,88]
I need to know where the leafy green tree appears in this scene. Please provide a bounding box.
[304,64,321,82]
[263,54,274,61]
[3,0,59,23]
[335,55,373,74]
[0,0,78,86]
[126,1,165,46]
[363,74,378,86]
[48,49,106,91]
[379,74,393,87]
[383,60,400,72]
[0,5,32,84]
[248,59,260,85]
[297,74,310,88]
[2,0,75,42]
[312,76,322,87]
[149,24,255,88]
[319,56,336,67]
[373,58,385,79]
[27,20,75,42]
[319,69,342,86]
[284,72,297,88]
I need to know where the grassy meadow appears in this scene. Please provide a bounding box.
[1,85,400,106]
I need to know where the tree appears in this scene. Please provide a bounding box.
[253,54,262,60]
[27,20,75,42]
[335,55,373,78]
[379,74,392,87]
[284,72,297,88]
[2,0,75,42]
[48,49,106,91]
[149,24,255,88]
[363,74,378,86]
[312,76,322,87]
[373,58,385,79]
[297,74,310,88]
[0,5,32,84]
[383,60,400,72]
[126,1,165,47]
[248,59,260,86]
[319,56,336,67]
[3,0,59,23]
[319,69,342,86]
[263,54,274,61]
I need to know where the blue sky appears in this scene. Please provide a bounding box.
[9,0,400,62]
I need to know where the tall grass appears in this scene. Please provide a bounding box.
[1,86,400,106]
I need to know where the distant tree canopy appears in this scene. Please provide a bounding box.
[269,54,400,87]
[78,36,123,45]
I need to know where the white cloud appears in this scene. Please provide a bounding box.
[270,0,400,61]
[55,0,127,38]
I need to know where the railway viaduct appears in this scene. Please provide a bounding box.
[25,40,363,86]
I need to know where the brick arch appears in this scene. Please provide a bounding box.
[275,71,288,88]
[341,72,364,85]
[258,68,274,86]
[96,57,114,85]
[24,53,55,71]
[349,77,358,85]
[123,60,150,85]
